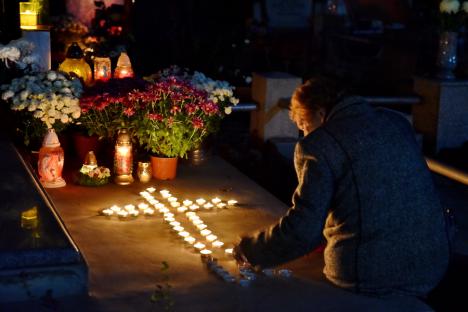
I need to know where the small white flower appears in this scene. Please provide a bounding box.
[47,71,57,81]
[224,106,232,115]
[1,90,14,101]
[48,109,57,117]
[230,97,239,105]
[72,110,81,119]
[19,90,29,100]
[60,114,69,123]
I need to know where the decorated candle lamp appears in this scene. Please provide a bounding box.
[59,43,92,85]
[114,52,134,79]
[38,129,66,188]
[19,2,38,30]
[114,129,134,185]
[93,56,112,82]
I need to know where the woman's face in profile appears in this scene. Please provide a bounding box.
[290,104,325,136]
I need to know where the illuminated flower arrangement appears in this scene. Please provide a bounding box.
[77,165,111,186]
[130,77,223,158]
[1,70,83,145]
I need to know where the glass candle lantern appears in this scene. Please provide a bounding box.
[114,129,134,185]
[19,2,38,30]
[137,161,152,183]
[58,42,92,85]
[38,129,66,188]
[114,52,134,79]
[94,56,112,82]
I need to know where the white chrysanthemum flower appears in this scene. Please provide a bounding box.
[72,110,81,119]
[19,90,29,100]
[28,104,37,111]
[47,71,57,81]
[1,90,14,101]
[224,106,232,115]
[230,97,239,105]
[47,109,57,117]
[0,46,20,62]
[33,110,44,118]
[60,114,69,123]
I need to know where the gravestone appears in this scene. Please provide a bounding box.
[251,72,301,142]
[413,77,468,154]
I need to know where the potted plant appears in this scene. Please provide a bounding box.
[77,78,146,162]
[1,70,83,148]
[130,77,230,179]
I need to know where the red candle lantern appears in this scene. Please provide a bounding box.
[114,129,134,185]
[114,52,134,79]
[38,129,66,188]
[94,56,112,82]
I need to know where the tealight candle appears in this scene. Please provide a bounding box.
[206,234,218,242]
[184,236,196,244]
[200,249,212,255]
[225,248,233,254]
[146,187,156,193]
[173,226,184,232]
[143,208,155,215]
[102,209,113,216]
[183,200,193,206]
[124,204,136,211]
[178,231,190,238]
[195,198,206,205]
[196,224,207,230]
[211,197,221,204]
[110,205,121,212]
[212,241,224,248]
[186,211,196,217]
[138,203,149,210]
[203,203,214,209]
[164,217,175,222]
[217,203,227,208]
[164,213,174,218]
[227,200,238,206]
[169,221,180,227]
[155,203,165,209]
[189,205,200,211]
[149,199,158,205]
[192,219,203,225]
[194,242,206,249]
[139,191,149,197]
[170,202,181,208]
[160,208,170,213]
[177,207,188,213]
[130,210,139,217]
[188,215,200,221]
[168,197,177,202]
[161,193,171,199]
[200,229,212,236]
[117,210,128,218]
[160,189,170,194]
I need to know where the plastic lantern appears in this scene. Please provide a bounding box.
[38,129,66,188]
[114,52,134,79]
[114,129,134,185]
[94,56,112,82]
[58,42,92,85]
[82,150,98,171]
[19,2,38,30]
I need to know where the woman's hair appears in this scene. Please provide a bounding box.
[291,76,348,117]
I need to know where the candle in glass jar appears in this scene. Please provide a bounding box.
[164,217,175,222]
[143,208,155,215]
[110,205,121,212]
[192,219,203,225]
[186,212,196,217]
[200,249,212,255]
[155,203,165,209]
[102,209,113,216]
[117,210,128,218]
[124,204,136,211]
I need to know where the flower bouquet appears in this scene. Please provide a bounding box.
[1,70,83,146]
[76,165,111,186]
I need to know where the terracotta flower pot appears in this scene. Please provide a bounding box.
[150,156,178,180]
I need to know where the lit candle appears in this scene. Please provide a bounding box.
[177,207,188,213]
[170,202,181,208]
[160,189,170,195]
[164,217,175,222]
[178,231,190,238]
[225,248,233,255]
[149,199,158,205]
[129,210,139,217]
[183,200,193,206]
[212,241,224,248]
[102,209,113,216]
[200,229,212,236]
[160,207,170,213]
[124,204,136,211]
[188,215,199,221]
[146,187,156,193]
[186,212,196,217]
[117,210,129,218]
[194,242,206,250]
[211,197,221,204]
[169,221,180,227]
[168,197,177,202]
[196,224,207,230]
[184,236,196,244]
[138,203,149,210]
[200,249,212,255]
[192,219,203,225]
[217,203,227,208]
[206,234,218,242]
[196,198,206,205]
[162,193,171,199]
[110,205,121,212]
[227,200,238,206]
[143,208,154,215]
[155,203,165,209]
[164,213,174,218]
[173,226,184,232]
[189,204,199,211]
[139,191,149,197]
[203,203,214,209]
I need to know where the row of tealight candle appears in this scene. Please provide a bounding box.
[140,187,238,282]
